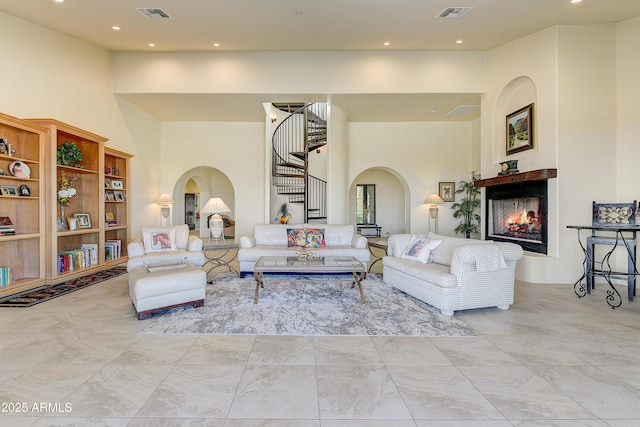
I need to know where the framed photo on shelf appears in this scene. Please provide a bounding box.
[1,185,17,196]
[110,180,123,190]
[75,213,92,229]
[105,190,115,201]
[113,190,126,201]
[439,182,455,202]
[506,103,534,155]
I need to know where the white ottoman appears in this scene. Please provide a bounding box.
[129,263,206,320]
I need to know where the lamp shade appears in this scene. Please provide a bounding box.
[425,194,444,205]
[156,193,175,205]
[201,197,231,214]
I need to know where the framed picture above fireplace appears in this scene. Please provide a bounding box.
[506,103,534,155]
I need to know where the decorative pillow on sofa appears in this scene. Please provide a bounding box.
[287,228,306,247]
[401,235,442,264]
[142,228,177,254]
[305,228,326,248]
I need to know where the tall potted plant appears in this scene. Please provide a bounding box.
[451,171,481,238]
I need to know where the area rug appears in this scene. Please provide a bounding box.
[0,265,127,308]
[143,273,477,337]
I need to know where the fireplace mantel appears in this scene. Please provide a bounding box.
[474,168,557,188]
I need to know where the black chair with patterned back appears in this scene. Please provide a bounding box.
[587,201,637,299]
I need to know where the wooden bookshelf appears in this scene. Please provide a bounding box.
[104,147,132,266]
[29,119,109,284]
[0,113,46,297]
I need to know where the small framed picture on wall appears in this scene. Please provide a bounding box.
[439,182,455,202]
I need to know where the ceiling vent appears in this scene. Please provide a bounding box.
[137,8,172,19]
[446,104,480,117]
[436,7,474,19]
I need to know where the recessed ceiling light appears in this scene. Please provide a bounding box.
[213,43,220,47]
[571,0,582,3]
[54,0,64,3]
[148,43,155,47]
[456,40,463,44]
[383,42,390,46]
[112,26,120,31]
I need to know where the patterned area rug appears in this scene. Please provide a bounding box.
[143,273,477,337]
[0,265,127,308]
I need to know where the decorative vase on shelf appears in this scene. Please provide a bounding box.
[58,204,68,231]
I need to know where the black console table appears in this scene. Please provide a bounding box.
[567,225,639,308]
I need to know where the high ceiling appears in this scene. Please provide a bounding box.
[2,0,639,121]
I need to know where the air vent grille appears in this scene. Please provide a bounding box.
[137,8,172,19]
[437,7,474,19]
[446,105,480,117]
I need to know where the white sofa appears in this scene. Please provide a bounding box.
[383,232,523,316]
[238,224,370,276]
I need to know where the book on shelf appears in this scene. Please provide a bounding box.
[0,266,10,287]
[58,246,100,273]
[0,216,16,235]
[105,239,122,260]
[105,212,117,226]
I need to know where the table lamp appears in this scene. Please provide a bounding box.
[202,197,231,240]
[425,193,444,233]
[156,193,175,226]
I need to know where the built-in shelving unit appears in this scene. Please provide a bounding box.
[0,113,47,297]
[104,147,132,266]
[29,118,109,284]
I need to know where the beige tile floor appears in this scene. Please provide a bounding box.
[1,252,640,426]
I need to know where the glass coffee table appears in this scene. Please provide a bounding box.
[253,256,367,304]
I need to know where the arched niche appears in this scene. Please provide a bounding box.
[348,167,410,236]
[492,76,538,163]
[172,166,235,238]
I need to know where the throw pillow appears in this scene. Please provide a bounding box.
[401,235,442,264]
[305,228,326,248]
[287,228,306,247]
[142,228,177,253]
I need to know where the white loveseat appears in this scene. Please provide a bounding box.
[238,224,370,276]
[383,232,523,316]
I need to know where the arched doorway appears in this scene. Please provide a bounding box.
[172,166,235,238]
[348,167,409,236]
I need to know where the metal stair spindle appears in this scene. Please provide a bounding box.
[272,102,327,222]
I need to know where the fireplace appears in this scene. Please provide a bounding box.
[475,169,556,255]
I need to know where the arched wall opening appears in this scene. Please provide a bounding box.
[171,166,235,239]
[348,167,410,237]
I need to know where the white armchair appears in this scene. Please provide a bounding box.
[127,224,205,272]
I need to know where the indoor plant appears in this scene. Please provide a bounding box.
[56,141,83,167]
[451,171,481,238]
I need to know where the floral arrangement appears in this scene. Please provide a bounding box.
[297,247,314,262]
[57,171,78,206]
[275,203,292,224]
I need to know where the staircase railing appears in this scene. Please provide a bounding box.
[272,102,327,222]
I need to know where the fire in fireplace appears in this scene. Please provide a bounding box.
[489,197,543,243]
[485,180,548,254]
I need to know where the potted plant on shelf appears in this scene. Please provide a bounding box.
[451,171,481,238]
[56,141,83,167]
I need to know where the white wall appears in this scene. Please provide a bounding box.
[484,24,625,284]
[0,11,160,235]
[160,122,265,239]
[617,16,640,202]
[348,121,475,235]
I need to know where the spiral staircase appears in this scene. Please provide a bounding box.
[272,102,327,223]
